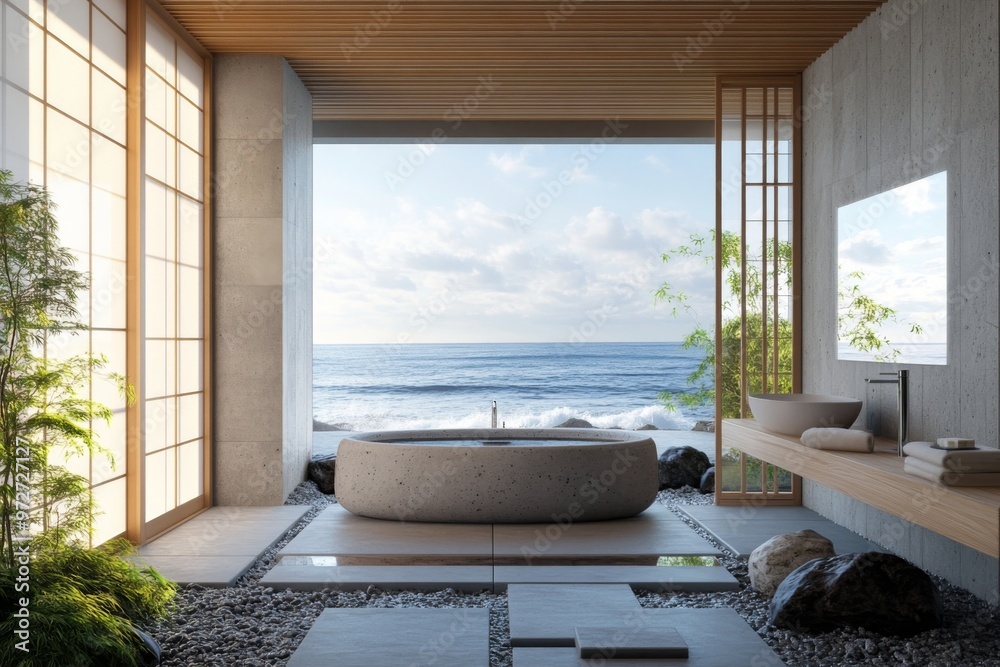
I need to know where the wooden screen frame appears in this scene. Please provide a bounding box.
[714,75,803,507]
[126,0,213,544]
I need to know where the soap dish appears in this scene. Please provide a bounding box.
[929,444,980,451]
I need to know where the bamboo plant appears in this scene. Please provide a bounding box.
[0,169,173,667]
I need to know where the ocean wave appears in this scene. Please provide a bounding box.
[314,403,703,432]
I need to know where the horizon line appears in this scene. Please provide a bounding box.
[313,340,685,346]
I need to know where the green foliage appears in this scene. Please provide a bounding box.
[1,168,107,565]
[655,230,912,417]
[654,230,792,418]
[0,169,174,665]
[0,540,175,667]
[838,268,923,362]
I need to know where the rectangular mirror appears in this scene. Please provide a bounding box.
[836,171,947,365]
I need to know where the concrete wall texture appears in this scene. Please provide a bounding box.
[213,55,314,505]
[801,0,999,601]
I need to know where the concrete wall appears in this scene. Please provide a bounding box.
[214,56,313,505]
[281,61,315,499]
[801,0,999,600]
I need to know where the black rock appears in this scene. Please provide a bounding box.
[556,418,594,428]
[637,423,659,431]
[692,420,715,433]
[769,552,943,637]
[657,446,711,489]
[313,419,342,432]
[307,454,337,495]
[699,466,715,494]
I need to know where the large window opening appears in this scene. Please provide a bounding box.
[312,142,717,439]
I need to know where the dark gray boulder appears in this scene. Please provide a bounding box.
[313,418,350,432]
[769,552,943,637]
[699,466,715,494]
[692,420,715,432]
[556,418,594,428]
[637,423,659,431]
[308,454,337,495]
[657,446,711,489]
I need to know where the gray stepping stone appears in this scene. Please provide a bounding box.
[512,608,784,666]
[260,562,493,591]
[288,608,490,666]
[495,505,720,564]
[494,565,738,593]
[127,554,257,588]
[677,506,881,557]
[680,505,823,523]
[280,504,493,563]
[576,625,688,659]
[134,505,309,586]
[508,584,642,647]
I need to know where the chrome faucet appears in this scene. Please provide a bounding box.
[865,370,908,456]
[491,401,497,429]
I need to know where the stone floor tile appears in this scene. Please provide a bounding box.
[508,584,642,647]
[494,513,720,565]
[287,608,490,666]
[260,563,493,592]
[512,608,783,665]
[494,564,738,593]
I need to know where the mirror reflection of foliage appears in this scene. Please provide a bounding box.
[838,268,923,362]
[656,232,916,416]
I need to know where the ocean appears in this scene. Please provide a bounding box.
[313,342,713,432]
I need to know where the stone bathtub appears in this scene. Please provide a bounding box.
[334,428,659,523]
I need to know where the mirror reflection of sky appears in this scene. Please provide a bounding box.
[313,144,715,344]
[837,171,948,363]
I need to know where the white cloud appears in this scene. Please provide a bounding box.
[643,154,670,174]
[313,144,715,343]
[373,273,417,291]
[894,235,945,256]
[892,177,937,215]
[488,149,545,177]
[566,163,595,183]
[839,229,892,265]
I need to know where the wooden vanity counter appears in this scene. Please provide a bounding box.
[723,418,1000,558]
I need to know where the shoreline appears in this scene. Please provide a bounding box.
[312,417,716,433]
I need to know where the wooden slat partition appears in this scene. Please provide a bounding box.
[155,0,885,120]
[724,419,1000,559]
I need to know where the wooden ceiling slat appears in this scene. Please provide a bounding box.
[157,0,885,121]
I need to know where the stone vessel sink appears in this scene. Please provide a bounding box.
[748,393,863,437]
[334,428,658,523]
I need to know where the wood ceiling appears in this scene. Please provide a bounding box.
[157,1,886,121]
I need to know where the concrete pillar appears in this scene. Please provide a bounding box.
[213,56,313,505]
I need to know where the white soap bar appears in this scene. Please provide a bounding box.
[937,437,976,449]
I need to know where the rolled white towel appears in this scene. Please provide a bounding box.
[904,456,1000,487]
[903,441,1000,473]
[800,427,874,452]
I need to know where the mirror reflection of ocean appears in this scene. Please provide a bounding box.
[313,342,713,432]
[836,342,947,366]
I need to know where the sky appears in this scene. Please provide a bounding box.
[837,170,948,356]
[312,142,716,345]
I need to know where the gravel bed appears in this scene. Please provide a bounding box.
[147,483,1000,666]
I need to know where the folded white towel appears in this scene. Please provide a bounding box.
[800,427,874,452]
[903,441,1000,473]
[904,456,1000,487]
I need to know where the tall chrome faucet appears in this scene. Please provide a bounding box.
[865,370,908,456]
[491,400,497,429]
